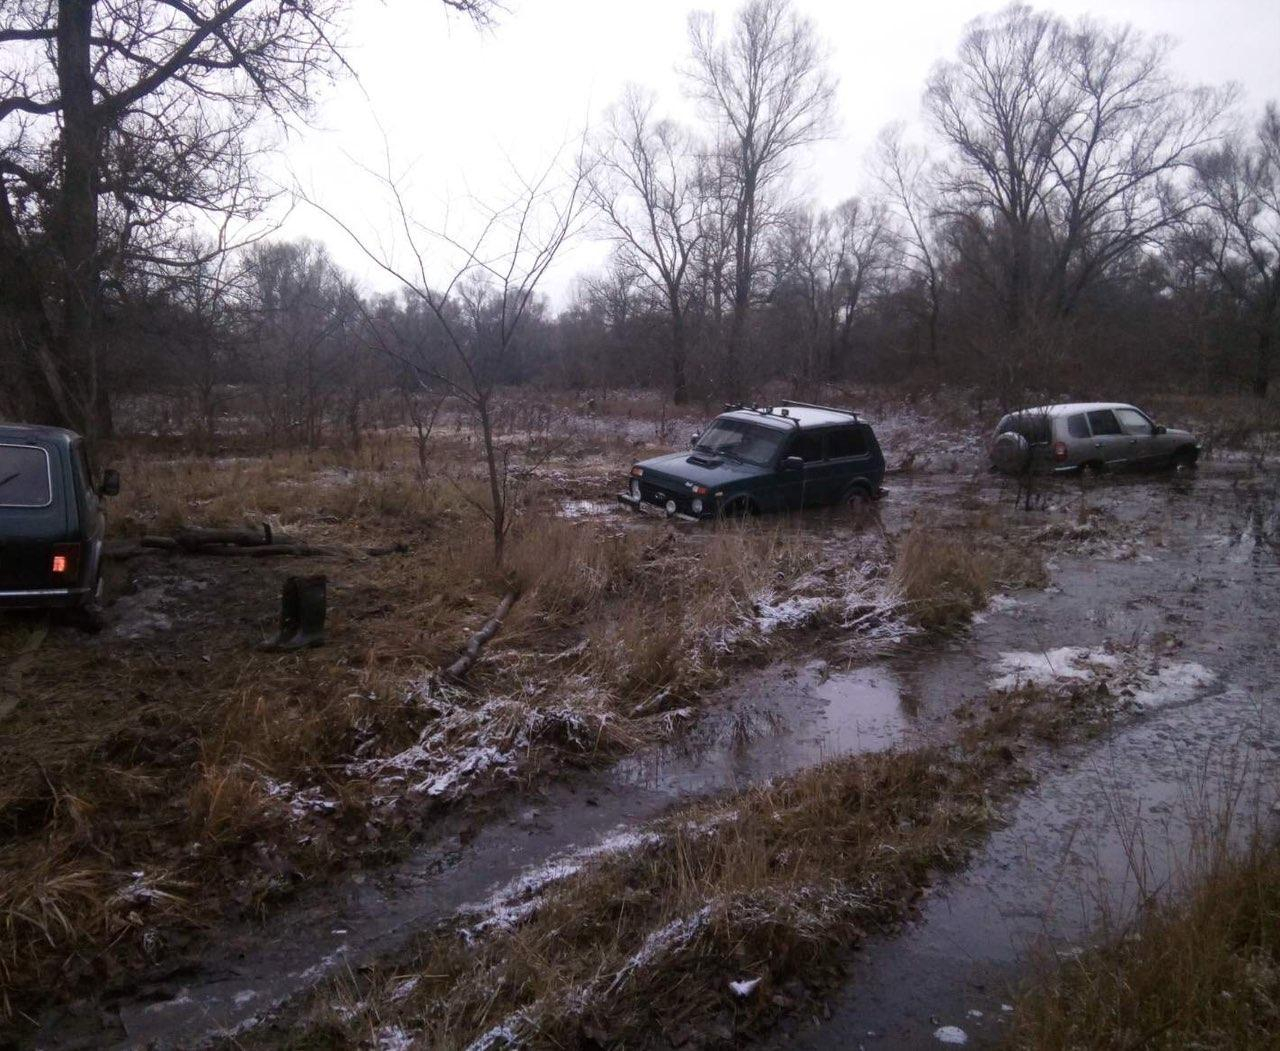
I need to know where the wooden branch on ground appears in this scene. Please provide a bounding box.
[444,590,518,681]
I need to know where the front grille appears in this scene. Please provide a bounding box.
[639,480,690,513]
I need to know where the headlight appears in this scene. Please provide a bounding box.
[630,479,641,500]
[691,498,703,515]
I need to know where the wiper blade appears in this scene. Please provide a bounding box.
[0,471,20,490]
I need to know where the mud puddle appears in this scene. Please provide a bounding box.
[42,654,961,1048]
[765,464,1280,1050]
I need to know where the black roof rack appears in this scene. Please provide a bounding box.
[722,402,801,427]
[778,399,862,420]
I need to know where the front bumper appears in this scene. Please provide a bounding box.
[617,492,702,522]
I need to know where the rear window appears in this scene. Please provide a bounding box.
[1067,413,1090,439]
[997,413,1051,445]
[0,444,53,508]
[827,426,868,458]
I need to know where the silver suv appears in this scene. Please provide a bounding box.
[990,402,1200,474]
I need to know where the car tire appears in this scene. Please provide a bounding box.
[1172,447,1199,470]
[843,484,874,524]
[718,497,753,521]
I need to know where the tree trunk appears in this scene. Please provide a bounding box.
[1253,327,1273,398]
[670,308,688,404]
[478,397,505,563]
[57,0,102,437]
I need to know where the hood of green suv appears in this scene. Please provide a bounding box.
[633,450,770,490]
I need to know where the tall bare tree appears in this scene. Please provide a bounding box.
[1195,104,1280,397]
[685,0,835,394]
[589,86,705,404]
[314,149,587,561]
[926,3,1229,392]
[0,0,492,436]
[876,124,944,367]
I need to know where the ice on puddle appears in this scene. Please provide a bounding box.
[729,977,761,997]
[934,1025,968,1044]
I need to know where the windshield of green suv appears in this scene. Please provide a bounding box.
[693,418,788,467]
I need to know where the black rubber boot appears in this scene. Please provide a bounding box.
[259,575,326,651]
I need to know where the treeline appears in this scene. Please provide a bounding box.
[2,1,1277,445]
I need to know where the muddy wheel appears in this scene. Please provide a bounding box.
[718,497,753,521]
[843,485,874,526]
[1172,447,1199,470]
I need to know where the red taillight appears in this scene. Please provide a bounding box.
[1053,441,1068,461]
[51,542,81,579]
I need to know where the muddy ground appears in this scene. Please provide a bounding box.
[16,451,1275,1050]
[5,390,1278,1050]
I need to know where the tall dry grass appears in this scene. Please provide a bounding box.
[1005,837,1280,1049]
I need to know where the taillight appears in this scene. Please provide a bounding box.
[51,542,81,579]
[1053,441,1068,461]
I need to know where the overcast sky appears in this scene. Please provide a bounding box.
[280,0,1280,307]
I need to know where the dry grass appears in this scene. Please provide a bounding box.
[0,438,897,1023]
[891,526,994,629]
[1004,837,1280,1050]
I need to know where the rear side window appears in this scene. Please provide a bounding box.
[0,444,53,507]
[997,413,1051,444]
[1086,410,1123,436]
[1067,414,1090,439]
[791,430,826,462]
[827,426,868,458]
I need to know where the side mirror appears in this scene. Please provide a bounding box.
[100,468,120,497]
[1153,424,1166,436]
[781,455,805,472]
[690,431,700,448]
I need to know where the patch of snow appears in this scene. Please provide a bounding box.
[934,1025,969,1044]
[374,1025,415,1051]
[990,646,1218,711]
[990,647,1120,690]
[729,977,761,997]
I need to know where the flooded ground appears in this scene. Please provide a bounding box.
[766,464,1280,1049]
[33,459,1279,1050]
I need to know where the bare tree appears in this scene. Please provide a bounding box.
[926,3,1230,394]
[0,0,493,436]
[589,86,705,403]
[1195,104,1280,397]
[313,148,587,561]
[876,124,945,367]
[685,0,835,394]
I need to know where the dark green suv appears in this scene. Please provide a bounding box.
[618,402,886,520]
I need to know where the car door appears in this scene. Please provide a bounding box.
[779,429,828,510]
[825,424,873,498]
[1113,407,1159,467]
[1085,409,1128,466]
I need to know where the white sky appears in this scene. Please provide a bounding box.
[279,0,1280,307]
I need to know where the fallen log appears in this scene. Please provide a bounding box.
[175,524,293,550]
[444,590,518,681]
[105,528,409,562]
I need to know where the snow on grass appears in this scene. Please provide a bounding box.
[459,826,664,943]
[990,646,1217,710]
[729,977,761,996]
[934,1024,969,1044]
[350,684,621,805]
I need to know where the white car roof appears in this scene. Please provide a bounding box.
[721,405,858,429]
[1007,402,1139,418]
